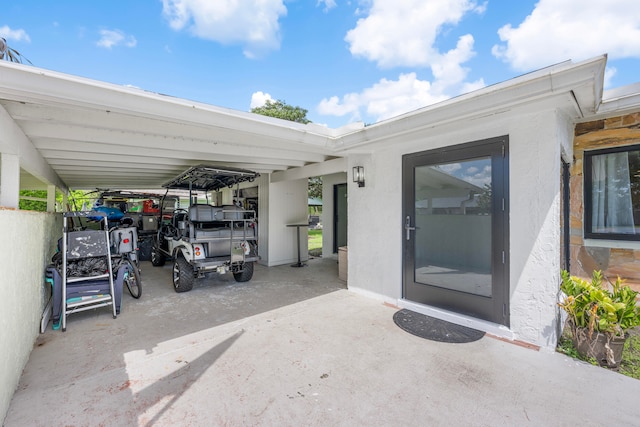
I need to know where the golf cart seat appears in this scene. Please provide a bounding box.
[188,204,247,222]
[188,204,223,223]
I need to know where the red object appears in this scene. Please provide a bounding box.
[143,199,159,213]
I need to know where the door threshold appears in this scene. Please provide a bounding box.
[398,299,515,342]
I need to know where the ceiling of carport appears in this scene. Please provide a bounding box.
[0,62,353,191]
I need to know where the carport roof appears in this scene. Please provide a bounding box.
[0,61,362,191]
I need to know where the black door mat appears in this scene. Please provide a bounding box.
[393,309,485,343]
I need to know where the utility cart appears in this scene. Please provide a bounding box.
[151,165,260,292]
[58,211,120,331]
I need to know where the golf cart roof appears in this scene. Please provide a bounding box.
[162,164,260,192]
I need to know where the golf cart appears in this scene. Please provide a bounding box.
[151,165,260,293]
[79,190,179,261]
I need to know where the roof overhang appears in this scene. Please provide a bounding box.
[334,55,609,151]
[0,61,351,190]
[583,82,640,121]
[0,55,624,192]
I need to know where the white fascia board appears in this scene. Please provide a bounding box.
[334,55,607,151]
[593,82,640,118]
[0,104,66,191]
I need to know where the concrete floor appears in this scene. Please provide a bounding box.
[5,257,640,426]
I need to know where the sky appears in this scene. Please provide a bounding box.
[2,0,640,129]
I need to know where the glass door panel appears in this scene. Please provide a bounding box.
[414,158,492,297]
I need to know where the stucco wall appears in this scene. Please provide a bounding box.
[347,106,570,350]
[0,209,61,423]
[508,110,570,349]
[266,178,309,266]
[348,150,402,302]
[570,112,640,288]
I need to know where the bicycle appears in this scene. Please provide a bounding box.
[110,220,142,299]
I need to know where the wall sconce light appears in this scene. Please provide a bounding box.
[353,166,365,187]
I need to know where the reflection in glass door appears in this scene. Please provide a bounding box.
[403,137,509,326]
[414,157,492,297]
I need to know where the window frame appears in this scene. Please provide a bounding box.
[584,144,640,241]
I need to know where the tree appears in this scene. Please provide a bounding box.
[0,37,32,64]
[251,99,311,124]
[18,190,48,211]
[18,189,94,211]
[252,99,320,201]
[308,177,322,199]
[477,184,492,214]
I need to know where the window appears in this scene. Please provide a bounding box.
[584,145,640,240]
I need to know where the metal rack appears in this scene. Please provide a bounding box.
[61,211,117,331]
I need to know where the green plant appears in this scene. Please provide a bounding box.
[557,328,601,366]
[559,327,640,379]
[619,333,640,379]
[556,334,581,359]
[559,270,640,338]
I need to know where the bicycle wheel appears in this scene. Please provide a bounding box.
[123,259,142,299]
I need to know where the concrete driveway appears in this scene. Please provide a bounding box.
[5,258,640,426]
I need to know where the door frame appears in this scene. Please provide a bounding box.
[402,136,510,326]
[333,183,348,254]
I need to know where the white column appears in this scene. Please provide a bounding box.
[0,153,20,208]
[47,184,56,212]
[266,178,308,266]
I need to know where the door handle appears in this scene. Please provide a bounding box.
[405,216,416,240]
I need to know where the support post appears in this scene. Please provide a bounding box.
[47,184,56,212]
[0,153,20,208]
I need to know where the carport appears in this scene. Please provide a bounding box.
[0,60,354,421]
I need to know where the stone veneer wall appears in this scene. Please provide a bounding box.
[570,112,640,288]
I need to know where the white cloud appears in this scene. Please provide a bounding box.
[318,72,453,123]
[317,0,487,121]
[97,29,137,49]
[0,25,31,42]
[345,0,484,68]
[464,164,491,188]
[250,91,274,109]
[317,0,337,12]
[325,0,487,123]
[161,0,287,59]
[492,0,640,72]
[604,67,617,88]
[438,163,462,174]
[318,68,486,123]
[430,34,476,93]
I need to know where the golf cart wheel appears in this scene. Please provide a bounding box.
[173,255,194,293]
[233,262,254,282]
[151,246,165,266]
